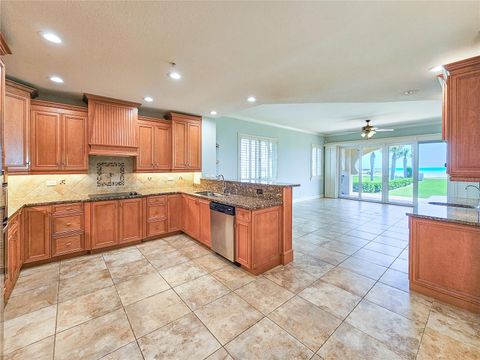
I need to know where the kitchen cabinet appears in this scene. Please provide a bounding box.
[5,211,22,301]
[146,196,168,237]
[4,80,36,173]
[234,206,281,275]
[167,194,183,232]
[198,199,211,246]
[235,209,251,268]
[85,93,141,156]
[30,100,88,173]
[443,55,480,181]
[166,112,202,171]
[119,198,144,244]
[136,116,171,171]
[90,200,119,249]
[409,217,480,313]
[24,206,51,264]
[52,203,86,257]
[183,195,200,239]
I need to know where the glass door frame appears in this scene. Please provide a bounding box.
[338,141,418,206]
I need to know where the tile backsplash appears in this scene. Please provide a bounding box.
[8,156,198,210]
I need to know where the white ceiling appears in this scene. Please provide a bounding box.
[2,1,479,134]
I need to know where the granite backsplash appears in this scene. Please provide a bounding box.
[197,179,285,200]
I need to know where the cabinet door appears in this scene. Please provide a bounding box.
[167,195,183,232]
[4,91,30,172]
[172,120,187,169]
[30,110,61,171]
[119,198,143,244]
[187,122,201,170]
[235,219,251,267]
[24,206,51,263]
[198,200,211,247]
[91,201,118,249]
[251,207,281,270]
[184,197,200,239]
[62,113,88,171]
[154,124,171,170]
[446,67,480,180]
[137,122,154,170]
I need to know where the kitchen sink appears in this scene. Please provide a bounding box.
[195,191,225,197]
[428,201,476,209]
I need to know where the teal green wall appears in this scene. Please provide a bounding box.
[325,122,442,143]
[213,117,325,200]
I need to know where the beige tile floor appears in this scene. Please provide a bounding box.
[3,198,480,359]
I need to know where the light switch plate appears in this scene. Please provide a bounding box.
[46,180,57,186]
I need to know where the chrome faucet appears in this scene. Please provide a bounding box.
[216,174,227,194]
[465,184,480,210]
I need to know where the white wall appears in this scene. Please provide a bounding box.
[201,117,217,178]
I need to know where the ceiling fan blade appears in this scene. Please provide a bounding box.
[375,129,395,132]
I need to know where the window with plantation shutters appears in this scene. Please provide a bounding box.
[311,144,323,178]
[238,134,278,181]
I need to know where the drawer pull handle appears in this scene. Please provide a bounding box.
[66,223,72,226]
[65,242,72,247]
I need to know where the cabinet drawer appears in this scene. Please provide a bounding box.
[236,209,251,222]
[53,203,83,214]
[53,214,83,234]
[147,203,167,220]
[53,234,83,256]
[147,196,166,205]
[147,219,168,237]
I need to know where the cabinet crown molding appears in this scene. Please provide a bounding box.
[31,99,87,113]
[83,93,141,108]
[6,79,38,98]
[165,111,202,122]
[444,55,480,72]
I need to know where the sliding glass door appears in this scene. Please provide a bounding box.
[339,147,360,199]
[360,146,383,201]
[387,144,414,205]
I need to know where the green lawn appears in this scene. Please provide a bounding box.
[389,179,447,198]
[352,176,447,198]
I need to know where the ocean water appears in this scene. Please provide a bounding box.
[363,167,447,178]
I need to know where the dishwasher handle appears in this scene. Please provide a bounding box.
[210,201,235,216]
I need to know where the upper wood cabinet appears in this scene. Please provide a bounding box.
[4,80,37,173]
[30,100,88,173]
[166,112,202,171]
[24,206,51,264]
[135,116,172,172]
[443,55,480,181]
[85,93,141,156]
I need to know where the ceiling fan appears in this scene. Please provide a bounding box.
[361,120,394,139]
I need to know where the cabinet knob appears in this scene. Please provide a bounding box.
[65,242,72,247]
[66,223,72,226]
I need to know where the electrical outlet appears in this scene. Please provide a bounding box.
[46,180,57,186]
[167,176,174,182]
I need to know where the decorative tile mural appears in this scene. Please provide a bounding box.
[96,161,125,187]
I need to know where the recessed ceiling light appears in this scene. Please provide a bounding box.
[429,65,443,73]
[210,110,217,116]
[40,32,62,44]
[167,62,182,80]
[49,75,64,83]
[144,96,153,102]
[247,96,256,103]
[403,89,418,96]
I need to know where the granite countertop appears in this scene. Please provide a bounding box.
[201,177,300,187]
[407,198,480,227]
[9,187,283,217]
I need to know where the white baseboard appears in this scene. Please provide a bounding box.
[293,194,324,203]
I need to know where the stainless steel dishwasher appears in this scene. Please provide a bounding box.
[210,202,235,262]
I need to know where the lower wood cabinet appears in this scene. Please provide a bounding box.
[235,206,281,275]
[198,199,211,247]
[24,206,51,264]
[90,201,119,249]
[167,195,182,232]
[5,211,22,301]
[119,198,144,243]
[183,195,200,239]
[409,217,480,313]
[52,203,86,257]
[146,196,168,237]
